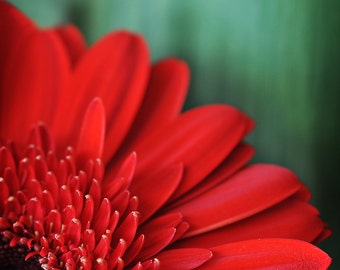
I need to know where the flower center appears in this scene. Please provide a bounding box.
[0,125,139,269]
[0,235,41,269]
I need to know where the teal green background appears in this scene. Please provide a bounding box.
[8,0,340,267]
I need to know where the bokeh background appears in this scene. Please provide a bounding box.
[8,0,340,268]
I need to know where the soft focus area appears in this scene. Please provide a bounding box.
[8,0,340,268]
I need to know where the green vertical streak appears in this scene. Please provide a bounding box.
[176,0,318,191]
[310,0,340,267]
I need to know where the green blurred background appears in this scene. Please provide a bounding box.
[8,0,340,267]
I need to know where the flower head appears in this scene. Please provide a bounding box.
[0,2,331,269]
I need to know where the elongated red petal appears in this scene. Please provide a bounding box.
[139,213,183,233]
[114,58,189,161]
[66,218,81,246]
[174,198,325,248]
[0,178,9,211]
[45,210,61,234]
[52,31,149,159]
[154,248,212,270]
[92,198,111,240]
[168,143,254,209]
[123,234,145,265]
[136,228,176,261]
[103,152,137,197]
[197,239,331,269]
[0,146,16,175]
[77,98,105,165]
[130,164,183,223]
[172,164,302,237]
[132,105,251,201]
[113,211,139,248]
[80,195,94,229]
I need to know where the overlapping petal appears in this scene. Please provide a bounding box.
[171,164,303,237]
[114,58,189,156]
[132,105,253,201]
[173,198,326,248]
[196,239,331,269]
[168,142,254,208]
[51,31,150,159]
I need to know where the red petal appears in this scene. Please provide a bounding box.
[76,98,105,166]
[94,234,111,259]
[72,189,84,217]
[123,234,145,265]
[0,1,35,52]
[174,198,325,248]
[140,259,160,270]
[53,31,149,160]
[0,3,35,131]
[5,196,21,217]
[196,239,331,269]
[154,248,212,270]
[103,152,137,197]
[94,258,108,270]
[27,123,54,154]
[115,152,136,188]
[41,190,55,214]
[0,146,17,175]
[34,156,48,183]
[108,210,120,233]
[54,24,86,67]
[92,198,111,240]
[313,228,332,244]
[45,172,59,203]
[139,212,183,233]
[2,168,19,196]
[108,238,127,268]
[168,142,254,209]
[172,164,302,237]
[0,178,9,203]
[45,210,61,234]
[1,29,69,146]
[88,179,102,210]
[83,229,96,253]
[59,185,72,210]
[80,195,94,229]
[62,205,76,228]
[170,221,190,244]
[110,190,130,217]
[113,211,139,248]
[27,197,43,224]
[136,227,176,261]
[114,58,189,160]
[66,218,81,246]
[133,105,251,201]
[130,164,183,223]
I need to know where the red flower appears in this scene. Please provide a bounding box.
[0,2,331,269]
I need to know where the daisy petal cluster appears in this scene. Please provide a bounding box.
[0,2,331,269]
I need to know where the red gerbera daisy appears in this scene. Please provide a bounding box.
[0,2,331,269]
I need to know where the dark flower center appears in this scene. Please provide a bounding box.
[0,235,41,270]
